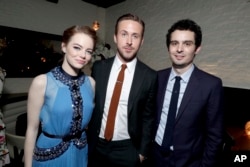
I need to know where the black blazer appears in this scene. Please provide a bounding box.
[88,57,157,157]
[155,66,224,167]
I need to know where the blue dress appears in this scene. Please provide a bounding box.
[32,66,94,167]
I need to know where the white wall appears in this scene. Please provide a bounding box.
[1,0,250,93]
[106,0,250,89]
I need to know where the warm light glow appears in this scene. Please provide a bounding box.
[92,21,100,31]
[41,57,46,62]
[245,121,250,137]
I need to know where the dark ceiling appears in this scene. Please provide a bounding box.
[82,0,125,8]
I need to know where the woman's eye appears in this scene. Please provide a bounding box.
[73,46,81,50]
[86,50,93,55]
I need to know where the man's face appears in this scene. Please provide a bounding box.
[114,20,144,63]
[169,30,201,71]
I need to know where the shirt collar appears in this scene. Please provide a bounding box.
[170,64,194,83]
[114,56,137,73]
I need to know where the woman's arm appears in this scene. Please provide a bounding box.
[24,74,46,167]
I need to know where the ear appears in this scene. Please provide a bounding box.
[61,42,66,53]
[113,34,117,44]
[195,46,201,55]
[140,38,144,46]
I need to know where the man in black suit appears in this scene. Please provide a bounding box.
[152,19,224,167]
[88,13,157,167]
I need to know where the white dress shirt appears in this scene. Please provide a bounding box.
[99,56,137,141]
[155,64,194,148]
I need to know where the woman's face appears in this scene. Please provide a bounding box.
[62,33,94,71]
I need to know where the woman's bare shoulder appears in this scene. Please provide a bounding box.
[30,74,47,90]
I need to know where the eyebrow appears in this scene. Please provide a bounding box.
[72,43,94,50]
[120,30,141,36]
[72,43,82,47]
[170,40,194,43]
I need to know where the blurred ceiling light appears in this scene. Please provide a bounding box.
[92,21,100,31]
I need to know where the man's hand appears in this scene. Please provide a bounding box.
[139,154,147,163]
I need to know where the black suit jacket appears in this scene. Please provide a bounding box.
[88,57,157,157]
[155,66,224,167]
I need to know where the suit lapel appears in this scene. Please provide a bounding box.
[99,58,114,110]
[127,61,144,114]
[157,69,171,122]
[175,68,200,122]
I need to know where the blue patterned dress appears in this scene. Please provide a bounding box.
[32,66,94,167]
